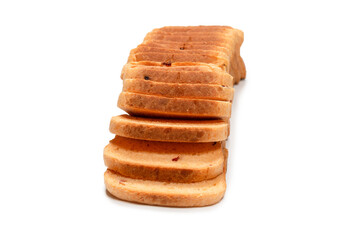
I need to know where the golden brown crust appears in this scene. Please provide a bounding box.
[104,169,226,207]
[110,115,230,142]
[239,56,246,80]
[118,92,232,119]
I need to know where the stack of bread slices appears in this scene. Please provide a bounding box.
[104,26,246,207]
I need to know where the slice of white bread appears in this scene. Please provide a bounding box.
[123,78,234,101]
[104,136,225,182]
[121,62,233,87]
[109,115,230,142]
[118,92,232,119]
[104,169,226,207]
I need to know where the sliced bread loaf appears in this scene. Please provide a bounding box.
[118,92,232,119]
[109,115,229,142]
[143,27,245,82]
[104,169,226,207]
[123,78,234,101]
[104,136,225,182]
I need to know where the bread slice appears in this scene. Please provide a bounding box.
[109,115,229,142]
[132,46,230,59]
[128,46,231,72]
[155,25,236,32]
[128,51,229,72]
[104,169,226,207]
[140,40,231,55]
[123,78,234,101]
[121,62,233,87]
[104,136,225,182]
[118,92,232,119]
[148,29,237,37]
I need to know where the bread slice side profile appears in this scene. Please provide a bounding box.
[121,62,233,87]
[109,115,230,142]
[123,78,234,101]
[132,46,230,60]
[118,92,232,119]
[104,169,226,207]
[128,52,229,71]
[140,41,231,55]
[129,46,234,79]
[155,25,236,32]
[104,136,225,182]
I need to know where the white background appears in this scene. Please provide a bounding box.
[1,0,359,239]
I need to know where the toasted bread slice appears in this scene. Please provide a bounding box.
[121,62,233,87]
[118,92,232,119]
[109,115,229,142]
[104,169,226,207]
[140,41,231,55]
[155,25,235,32]
[123,78,234,101]
[128,51,229,71]
[104,136,225,182]
[129,46,231,73]
[149,29,237,37]
[132,46,230,59]
[144,34,235,46]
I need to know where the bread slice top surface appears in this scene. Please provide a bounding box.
[145,29,243,46]
[109,114,229,142]
[155,25,239,33]
[112,114,229,127]
[122,61,228,71]
[118,92,232,119]
[140,41,231,54]
[105,168,225,195]
[105,136,224,169]
[121,62,233,87]
[128,51,229,69]
[122,78,234,101]
[131,46,229,59]
[143,36,234,49]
